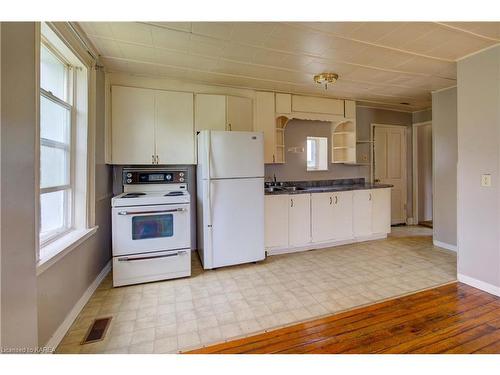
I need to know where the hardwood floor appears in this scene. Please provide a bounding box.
[186,283,500,354]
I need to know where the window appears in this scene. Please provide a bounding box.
[39,43,73,244]
[306,136,328,171]
[38,23,92,264]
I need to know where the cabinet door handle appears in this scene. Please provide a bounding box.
[369,193,372,201]
[156,155,159,164]
[228,123,232,131]
[335,196,338,204]
[273,154,275,163]
[329,196,332,205]
[152,155,155,164]
[290,199,294,208]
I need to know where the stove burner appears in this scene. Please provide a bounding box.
[122,192,146,198]
[164,191,184,196]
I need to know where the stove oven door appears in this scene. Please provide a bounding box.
[112,203,190,256]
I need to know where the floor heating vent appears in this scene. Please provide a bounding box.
[81,317,112,345]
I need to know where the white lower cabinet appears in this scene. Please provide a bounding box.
[332,191,354,240]
[264,195,289,248]
[371,188,391,234]
[289,194,311,247]
[353,190,373,237]
[265,188,391,254]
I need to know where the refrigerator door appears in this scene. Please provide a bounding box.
[203,177,265,269]
[202,130,264,179]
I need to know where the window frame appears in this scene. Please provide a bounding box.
[39,40,76,247]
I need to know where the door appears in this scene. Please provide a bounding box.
[416,123,433,223]
[195,94,226,131]
[226,96,253,131]
[265,195,289,248]
[209,178,265,268]
[289,194,311,246]
[374,125,407,224]
[111,86,155,164]
[353,190,372,237]
[254,91,276,164]
[112,204,190,256]
[332,191,353,240]
[372,188,391,234]
[155,91,195,165]
[209,131,264,179]
[311,192,335,242]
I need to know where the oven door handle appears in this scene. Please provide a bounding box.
[117,207,187,216]
[118,250,188,262]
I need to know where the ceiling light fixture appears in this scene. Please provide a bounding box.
[314,72,339,90]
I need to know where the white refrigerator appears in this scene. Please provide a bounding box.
[197,130,265,269]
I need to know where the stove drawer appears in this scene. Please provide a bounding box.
[113,249,191,287]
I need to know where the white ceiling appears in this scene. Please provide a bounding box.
[79,22,500,111]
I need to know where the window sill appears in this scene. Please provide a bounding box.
[37,226,98,276]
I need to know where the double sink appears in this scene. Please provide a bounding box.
[264,185,306,193]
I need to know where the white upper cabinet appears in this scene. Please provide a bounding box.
[195,94,253,132]
[275,93,291,114]
[289,194,311,247]
[195,94,226,131]
[110,85,195,165]
[292,95,344,115]
[226,95,253,131]
[111,86,155,165]
[254,91,276,164]
[344,100,356,119]
[155,90,195,165]
[353,190,373,237]
[264,194,289,249]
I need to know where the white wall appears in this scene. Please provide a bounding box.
[457,46,500,295]
[0,22,39,349]
[432,87,457,248]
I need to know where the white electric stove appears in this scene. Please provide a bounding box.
[111,169,191,287]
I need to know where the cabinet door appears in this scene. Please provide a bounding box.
[353,190,373,237]
[275,93,291,114]
[344,100,356,119]
[111,86,155,164]
[372,188,391,234]
[289,194,311,246]
[311,192,335,242]
[255,92,276,164]
[227,96,253,131]
[155,91,195,165]
[292,95,344,115]
[195,94,226,131]
[332,191,353,240]
[264,195,289,248]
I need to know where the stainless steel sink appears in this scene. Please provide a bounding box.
[283,186,306,191]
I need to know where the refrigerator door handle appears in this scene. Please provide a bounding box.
[207,131,212,227]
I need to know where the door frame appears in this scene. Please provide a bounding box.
[370,123,409,224]
[412,120,432,225]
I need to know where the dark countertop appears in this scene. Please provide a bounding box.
[264,178,393,195]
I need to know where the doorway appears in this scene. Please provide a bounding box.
[412,121,433,228]
[372,124,408,225]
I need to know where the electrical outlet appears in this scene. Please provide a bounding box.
[481,174,492,187]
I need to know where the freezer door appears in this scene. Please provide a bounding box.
[207,177,265,268]
[208,131,264,179]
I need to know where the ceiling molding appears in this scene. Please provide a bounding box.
[455,42,500,61]
[436,22,500,43]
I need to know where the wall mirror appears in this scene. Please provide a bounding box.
[306,136,328,171]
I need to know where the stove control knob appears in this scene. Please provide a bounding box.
[126,173,132,178]
[166,175,172,180]
[126,178,132,183]
[179,172,184,177]
[179,177,185,182]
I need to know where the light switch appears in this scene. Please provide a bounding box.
[481,174,492,187]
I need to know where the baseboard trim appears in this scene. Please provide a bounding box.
[45,260,111,352]
[458,273,500,297]
[267,233,388,256]
[433,240,457,252]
